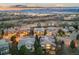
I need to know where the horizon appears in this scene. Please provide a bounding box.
[0,3,79,7]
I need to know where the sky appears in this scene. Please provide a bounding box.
[26,3,79,7]
[0,3,79,7]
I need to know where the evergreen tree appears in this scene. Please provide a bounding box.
[44,29,47,36]
[70,40,75,49]
[34,35,43,55]
[54,36,59,54]
[1,29,4,38]
[18,45,30,55]
[9,35,18,55]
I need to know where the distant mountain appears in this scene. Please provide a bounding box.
[10,5,27,8]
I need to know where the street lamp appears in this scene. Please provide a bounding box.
[45,44,51,50]
[45,44,53,54]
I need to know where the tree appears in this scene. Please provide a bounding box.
[34,35,43,55]
[58,29,65,36]
[54,36,59,54]
[1,29,4,38]
[73,24,78,30]
[44,29,47,36]
[10,35,16,42]
[61,41,64,49]
[9,35,18,55]
[30,27,34,36]
[70,40,75,49]
[18,45,30,55]
[76,34,79,40]
[60,41,66,54]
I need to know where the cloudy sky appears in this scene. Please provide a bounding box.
[26,3,79,7]
[0,3,79,7]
